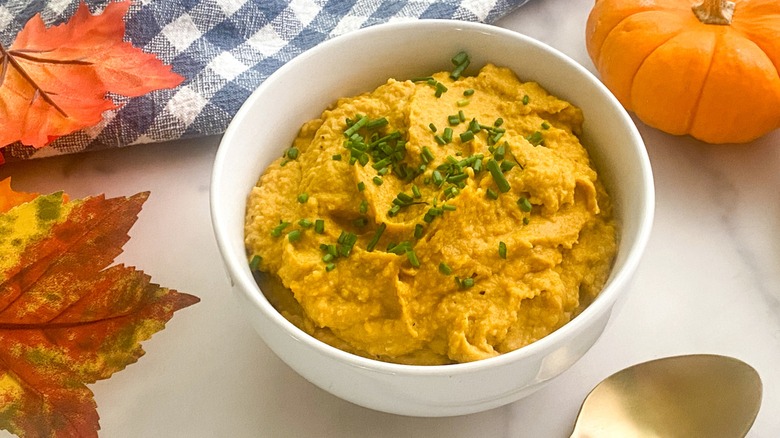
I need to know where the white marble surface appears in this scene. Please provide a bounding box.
[1,0,779,436]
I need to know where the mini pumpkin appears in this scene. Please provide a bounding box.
[586,0,780,144]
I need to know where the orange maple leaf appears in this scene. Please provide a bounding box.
[0,0,184,149]
[0,181,198,437]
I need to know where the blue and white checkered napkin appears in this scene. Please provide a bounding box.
[0,0,528,161]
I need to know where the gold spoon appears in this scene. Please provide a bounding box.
[571,354,762,438]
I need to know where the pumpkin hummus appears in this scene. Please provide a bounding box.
[244,63,617,365]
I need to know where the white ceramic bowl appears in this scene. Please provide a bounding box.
[211,20,654,417]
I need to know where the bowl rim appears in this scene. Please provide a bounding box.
[211,19,655,376]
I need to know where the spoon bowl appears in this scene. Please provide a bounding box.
[571,354,762,437]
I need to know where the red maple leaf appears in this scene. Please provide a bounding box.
[0,180,199,437]
[0,0,184,149]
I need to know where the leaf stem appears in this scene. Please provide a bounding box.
[0,42,69,117]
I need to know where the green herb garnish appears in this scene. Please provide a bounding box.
[518,197,532,212]
[249,255,262,271]
[270,221,291,237]
[487,159,511,193]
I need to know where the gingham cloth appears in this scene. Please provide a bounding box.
[0,0,529,162]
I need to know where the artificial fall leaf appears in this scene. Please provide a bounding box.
[0,181,199,438]
[0,0,184,149]
[0,178,37,213]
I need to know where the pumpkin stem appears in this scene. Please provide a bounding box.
[692,0,735,25]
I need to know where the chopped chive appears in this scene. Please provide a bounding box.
[286,147,299,159]
[518,197,532,212]
[498,241,507,259]
[523,217,530,225]
[460,130,475,143]
[494,117,504,127]
[442,204,456,211]
[458,110,466,122]
[439,262,453,275]
[487,159,511,193]
[451,51,469,66]
[271,221,291,237]
[444,186,459,199]
[287,229,302,242]
[463,89,475,96]
[406,250,421,268]
[414,223,424,239]
[422,146,435,163]
[457,99,470,107]
[322,253,334,263]
[397,192,414,204]
[468,119,481,133]
[450,63,469,80]
[435,135,447,145]
[372,157,393,170]
[366,223,387,252]
[429,123,437,132]
[494,143,506,161]
[388,204,401,217]
[332,154,342,161]
[344,115,369,137]
[325,262,336,271]
[434,82,448,97]
[541,122,551,130]
[353,217,368,227]
[338,232,358,257]
[314,219,325,234]
[427,207,443,217]
[297,193,309,203]
[372,176,383,186]
[456,276,475,289]
[249,255,262,271]
[432,170,444,186]
[388,241,413,255]
[412,184,422,198]
[450,52,470,80]
[367,117,388,129]
[448,114,461,126]
[298,218,313,228]
[357,181,366,192]
[442,127,453,143]
[447,173,468,183]
[500,160,516,172]
[411,76,434,82]
[359,200,368,214]
[526,131,544,146]
[472,157,483,172]
[522,95,530,105]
